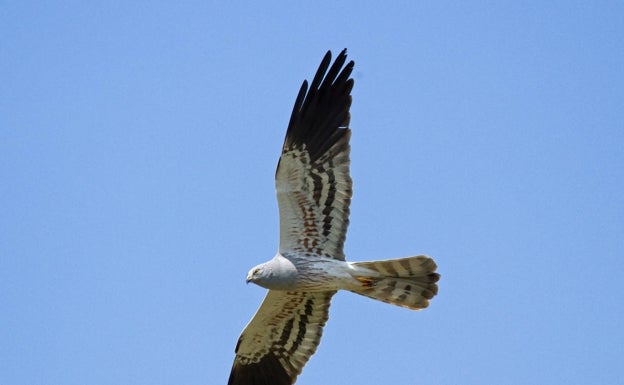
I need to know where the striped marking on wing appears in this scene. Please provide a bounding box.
[276,49,354,260]
[228,291,335,385]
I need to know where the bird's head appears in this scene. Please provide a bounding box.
[245,256,297,289]
[246,263,269,285]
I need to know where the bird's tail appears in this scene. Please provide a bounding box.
[349,256,439,310]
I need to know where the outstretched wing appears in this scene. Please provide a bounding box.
[227,290,335,385]
[276,49,354,260]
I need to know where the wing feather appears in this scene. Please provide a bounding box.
[228,291,335,385]
[276,49,354,259]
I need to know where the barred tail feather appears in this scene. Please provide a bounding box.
[349,256,439,310]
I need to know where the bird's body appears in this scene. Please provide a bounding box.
[249,253,438,300]
[228,50,440,385]
[249,253,376,292]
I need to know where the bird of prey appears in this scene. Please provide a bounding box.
[227,49,440,385]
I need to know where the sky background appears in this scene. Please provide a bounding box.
[2,1,623,384]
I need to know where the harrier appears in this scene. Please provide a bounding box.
[227,49,439,385]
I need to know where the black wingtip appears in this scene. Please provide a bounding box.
[283,49,355,162]
[228,353,293,385]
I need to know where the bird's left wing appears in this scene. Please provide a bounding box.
[227,290,336,385]
[276,50,354,260]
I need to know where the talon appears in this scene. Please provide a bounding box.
[355,276,376,287]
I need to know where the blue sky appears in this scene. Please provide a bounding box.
[2,1,623,384]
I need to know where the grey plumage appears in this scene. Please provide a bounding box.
[227,50,439,385]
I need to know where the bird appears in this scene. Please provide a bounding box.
[227,49,440,385]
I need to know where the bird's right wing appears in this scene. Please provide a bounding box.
[227,290,335,385]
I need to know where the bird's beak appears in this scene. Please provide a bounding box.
[246,273,252,284]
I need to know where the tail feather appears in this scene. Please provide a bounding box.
[349,256,439,310]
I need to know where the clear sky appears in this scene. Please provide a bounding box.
[2,1,623,384]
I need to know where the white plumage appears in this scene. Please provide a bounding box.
[228,49,440,385]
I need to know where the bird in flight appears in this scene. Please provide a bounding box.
[227,49,440,385]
